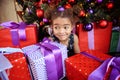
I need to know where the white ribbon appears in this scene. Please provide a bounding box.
[88,28,95,49]
[0,47,23,80]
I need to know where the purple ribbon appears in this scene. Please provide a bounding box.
[0,21,26,46]
[88,57,120,80]
[38,38,63,80]
[80,52,104,63]
[80,51,120,80]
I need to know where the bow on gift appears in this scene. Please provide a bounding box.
[88,57,120,80]
[23,37,64,80]
[38,38,64,80]
[0,21,27,46]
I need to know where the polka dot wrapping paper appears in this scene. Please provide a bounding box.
[0,24,37,48]
[1,52,32,80]
[22,42,68,80]
[65,50,111,80]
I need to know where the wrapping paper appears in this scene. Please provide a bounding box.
[65,50,111,80]
[0,21,37,48]
[109,29,120,53]
[0,54,12,80]
[22,40,68,80]
[77,22,112,53]
[0,52,32,80]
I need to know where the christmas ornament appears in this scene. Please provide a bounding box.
[64,3,71,9]
[42,0,48,3]
[40,21,44,26]
[96,0,103,3]
[26,8,32,14]
[34,0,42,8]
[36,9,44,18]
[106,2,114,9]
[88,9,93,14]
[79,10,86,17]
[83,23,93,31]
[68,0,75,4]
[43,18,48,23]
[58,6,65,11]
[98,19,108,28]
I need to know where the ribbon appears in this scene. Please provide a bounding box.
[0,54,13,80]
[0,21,26,46]
[112,26,120,31]
[88,24,94,49]
[80,52,104,63]
[38,38,63,80]
[88,57,120,80]
[22,38,64,80]
[0,47,23,80]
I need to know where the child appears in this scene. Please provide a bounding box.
[44,7,80,57]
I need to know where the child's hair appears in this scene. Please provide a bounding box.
[44,7,77,25]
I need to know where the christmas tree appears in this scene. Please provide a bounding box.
[16,0,120,40]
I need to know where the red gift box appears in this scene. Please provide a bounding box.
[77,22,112,53]
[0,52,32,80]
[0,24,38,48]
[65,50,111,80]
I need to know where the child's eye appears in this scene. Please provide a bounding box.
[54,26,60,30]
[64,26,69,29]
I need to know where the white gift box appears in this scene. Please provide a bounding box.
[22,41,68,80]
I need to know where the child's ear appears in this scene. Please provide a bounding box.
[48,25,53,36]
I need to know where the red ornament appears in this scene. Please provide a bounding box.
[42,0,48,3]
[79,10,85,17]
[36,9,44,18]
[34,1,43,8]
[64,4,72,9]
[39,21,44,26]
[106,2,114,9]
[68,0,75,3]
[98,20,108,28]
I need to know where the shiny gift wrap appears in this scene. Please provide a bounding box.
[65,50,111,80]
[0,52,32,80]
[0,21,37,48]
[77,22,112,53]
[22,39,68,80]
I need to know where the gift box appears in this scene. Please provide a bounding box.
[22,38,68,80]
[109,27,120,53]
[77,22,112,53]
[0,21,38,48]
[0,52,32,80]
[88,57,120,80]
[65,50,111,80]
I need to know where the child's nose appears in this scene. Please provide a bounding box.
[59,28,65,33]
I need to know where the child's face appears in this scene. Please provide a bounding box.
[52,17,73,42]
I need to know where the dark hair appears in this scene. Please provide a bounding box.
[44,7,75,25]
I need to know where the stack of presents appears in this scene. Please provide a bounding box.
[0,21,120,80]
